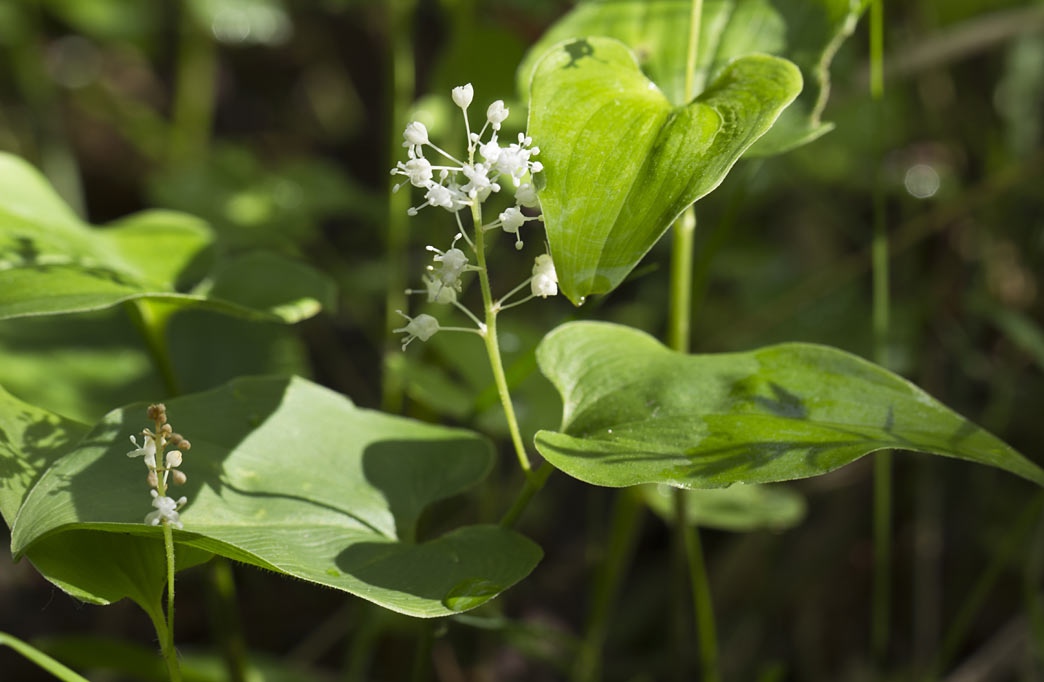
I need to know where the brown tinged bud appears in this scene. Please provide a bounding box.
[160,424,173,436]
[172,470,187,485]
[169,433,183,447]
[178,440,191,451]
[147,470,159,488]
[147,403,168,425]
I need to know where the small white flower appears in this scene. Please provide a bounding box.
[428,244,470,290]
[486,100,509,130]
[127,433,158,469]
[408,274,457,304]
[479,136,501,165]
[396,156,433,188]
[451,83,474,109]
[499,206,527,250]
[402,121,429,149]
[165,450,183,469]
[494,133,541,186]
[515,182,539,208]
[145,490,187,529]
[394,311,440,349]
[531,254,558,298]
[461,163,499,200]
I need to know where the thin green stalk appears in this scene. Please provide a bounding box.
[665,2,720,680]
[208,558,249,682]
[381,0,416,413]
[0,632,90,682]
[500,462,553,528]
[471,203,532,477]
[169,0,217,166]
[869,0,891,662]
[410,622,433,682]
[125,300,181,397]
[574,488,644,682]
[157,524,183,682]
[925,493,1044,680]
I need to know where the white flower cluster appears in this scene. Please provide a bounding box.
[127,403,189,529]
[392,83,558,350]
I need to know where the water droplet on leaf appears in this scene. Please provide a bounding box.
[441,578,503,612]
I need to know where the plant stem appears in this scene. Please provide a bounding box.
[869,0,891,663]
[684,503,719,682]
[574,487,644,682]
[500,462,553,528]
[125,300,182,397]
[471,203,532,477]
[160,524,183,682]
[169,0,217,166]
[381,0,416,414]
[0,632,90,682]
[208,558,249,682]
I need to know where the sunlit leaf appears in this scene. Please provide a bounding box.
[0,153,335,322]
[8,376,541,617]
[519,0,867,156]
[527,37,801,303]
[534,322,1044,489]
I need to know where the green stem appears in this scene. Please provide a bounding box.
[574,488,644,682]
[471,203,532,477]
[410,622,433,682]
[208,558,249,682]
[161,524,182,682]
[869,0,891,663]
[500,462,553,528]
[0,632,90,682]
[381,0,416,413]
[926,493,1044,680]
[668,208,697,351]
[125,300,182,397]
[169,0,217,166]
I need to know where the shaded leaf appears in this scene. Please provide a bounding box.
[534,322,1044,489]
[527,37,801,303]
[9,376,541,617]
[641,483,806,532]
[518,0,867,156]
[0,153,334,322]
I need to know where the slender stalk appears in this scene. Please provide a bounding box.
[125,300,181,397]
[666,2,720,680]
[410,622,434,682]
[169,0,217,166]
[0,632,90,682]
[157,524,183,682]
[208,558,249,682]
[500,462,553,529]
[574,488,644,682]
[470,203,532,477]
[381,0,417,413]
[868,0,892,662]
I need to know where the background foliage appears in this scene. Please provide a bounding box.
[1,0,1043,680]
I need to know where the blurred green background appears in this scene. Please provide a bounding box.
[1,0,1043,680]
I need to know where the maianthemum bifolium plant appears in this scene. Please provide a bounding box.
[1,0,1042,680]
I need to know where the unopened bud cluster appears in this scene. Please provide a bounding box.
[126,403,189,529]
[392,83,558,350]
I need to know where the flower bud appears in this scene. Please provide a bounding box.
[172,470,187,485]
[166,450,183,468]
[403,121,429,148]
[451,83,474,109]
[178,440,191,451]
[147,470,159,488]
[486,100,509,130]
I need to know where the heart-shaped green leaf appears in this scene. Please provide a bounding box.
[534,322,1044,489]
[641,483,806,532]
[0,383,211,610]
[7,376,541,617]
[0,153,334,322]
[518,0,866,156]
[527,37,801,304]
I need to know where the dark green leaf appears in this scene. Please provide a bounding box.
[9,376,541,617]
[534,322,1044,488]
[641,483,806,532]
[527,37,801,303]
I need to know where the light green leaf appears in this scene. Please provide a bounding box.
[527,37,801,304]
[518,0,866,156]
[641,483,806,532]
[0,153,334,322]
[9,376,541,617]
[0,383,210,608]
[534,322,1044,489]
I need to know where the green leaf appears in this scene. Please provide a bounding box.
[9,376,541,617]
[641,483,806,532]
[0,383,210,608]
[534,322,1044,489]
[0,152,334,322]
[527,37,801,304]
[518,0,866,156]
